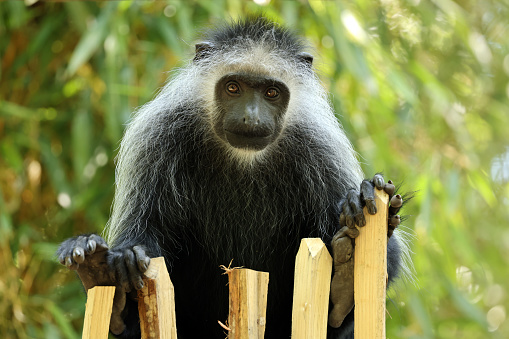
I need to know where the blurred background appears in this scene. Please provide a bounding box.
[1,0,508,338]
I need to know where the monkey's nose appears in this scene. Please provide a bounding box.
[243,106,260,126]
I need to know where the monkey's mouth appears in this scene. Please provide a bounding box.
[224,130,272,150]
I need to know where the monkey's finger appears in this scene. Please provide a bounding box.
[85,234,109,254]
[72,247,85,264]
[389,194,403,215]
[118,254,132,293]
[345,227,359,238]
[342,203,355,229]
[57,238,80,268]
[57,249,69,265]
[332,226,348,241]
[332,226,359,241]
[86,239,97,254]
[125,249,144,291]
[133,246,150,273]
[106,253,118,283]
[360,180,377,215]
[110,288,127,335]
[339,213,347,227]
[111,252,131,293]
[384,180,395,197]
[331,227,354,264]
[64,255,79,270]
[89,234,109,252]
[347,189,365,227]
[388,214,400,238]
[71,235,89,256]
[372,173,385,190]
[389,215,401,227]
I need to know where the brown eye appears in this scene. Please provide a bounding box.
[265,88,279,99]
[226,82,240,94]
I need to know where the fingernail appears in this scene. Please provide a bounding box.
[390,194,403,208]
[383,183,395,196]
[87,240,97,253]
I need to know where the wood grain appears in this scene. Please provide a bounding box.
[82,286,116,339]
[138,257,177,339]
[227,268,270,339]
[354,189,389,338]
[291,238,332,339]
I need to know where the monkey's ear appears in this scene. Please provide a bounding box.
[194,42,214,61]
[297,52,313,66]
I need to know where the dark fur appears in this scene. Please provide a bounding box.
[202,16,306,57]
[110,105,367,337]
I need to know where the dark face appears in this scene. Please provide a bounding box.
[213,73,290,151]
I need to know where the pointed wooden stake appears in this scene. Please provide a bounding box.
[137,257,177,339]
[82,286,116,339]
[291,238,333,339]
[354,188,389,338]
[226,268,269,339]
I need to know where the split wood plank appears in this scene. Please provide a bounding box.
[138,257,177,339]
[354,188,389,338]
[82,285,116,339]
[291,238,333,339]
[227,268,270,339]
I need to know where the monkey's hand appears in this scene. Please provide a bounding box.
[57,234,111,289]
[56,234,150,335]
[328,173,403,328]
[337,173,401,234]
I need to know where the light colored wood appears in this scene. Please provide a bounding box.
[227,268,270,339]
[354,189,389,338]
[291,238,333,339]
[82,286,116,339]
[138,257,177,339]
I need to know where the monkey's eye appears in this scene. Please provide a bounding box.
[265,87,279,99]
[226,82,240,94]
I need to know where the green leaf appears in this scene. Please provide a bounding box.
[65,2,117,77]
[46,302,80,339]
[71,108,92,183]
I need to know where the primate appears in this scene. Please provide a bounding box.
[57,17,411,339]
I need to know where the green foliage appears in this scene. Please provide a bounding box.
[1,0,508,337]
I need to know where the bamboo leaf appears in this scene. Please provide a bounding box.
[71,108,92,183]
[65,2,117,77]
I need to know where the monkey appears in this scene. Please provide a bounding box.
[56,17,411,339]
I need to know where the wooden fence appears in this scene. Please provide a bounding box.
[82,190,389,339]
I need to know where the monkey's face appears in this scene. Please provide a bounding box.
[213,73,290,151]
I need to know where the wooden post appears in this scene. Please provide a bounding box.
[291,238,332,339]
[354,189,389,338]
[137,257,177,339]
[82,286,116,339]
[227,268,270,339]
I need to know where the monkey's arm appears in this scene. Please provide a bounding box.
[328,173,404,329]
